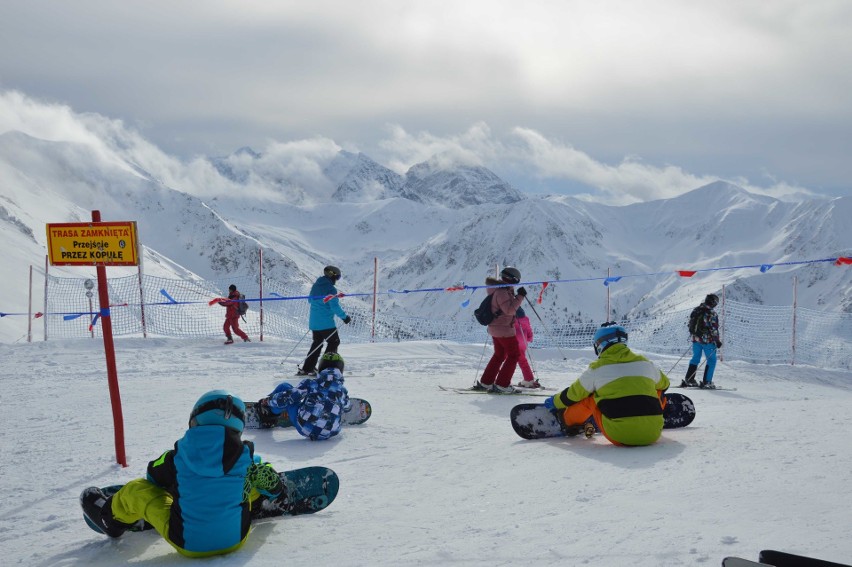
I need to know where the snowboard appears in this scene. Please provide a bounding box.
[510,392,696,440]
[82,466,339,534]
[438,385,551,397]
[722,559,767,567]
[758,550,851,567]
[244,398,372,429]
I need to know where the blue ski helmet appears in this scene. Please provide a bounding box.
[189,390,246,432]
[593,322,628,355]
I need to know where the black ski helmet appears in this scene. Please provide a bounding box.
[705,294,719,308]
[500,266,521,284]
[228,284,237,292]
[317,352,344,373]
[324,265,341,280]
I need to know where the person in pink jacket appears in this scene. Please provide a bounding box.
[514,307,539,388]
[476,267,527,393]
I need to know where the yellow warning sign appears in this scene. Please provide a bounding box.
[46,222,139,266]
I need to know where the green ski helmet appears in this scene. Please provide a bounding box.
[317,352,345,373]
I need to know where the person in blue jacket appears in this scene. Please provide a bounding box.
[81,390,283,558]
[298,265,351,376]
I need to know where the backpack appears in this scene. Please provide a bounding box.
[688,306,707,335]
[237,294,249,316]
[474,294,502,326]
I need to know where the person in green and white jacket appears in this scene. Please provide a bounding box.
[545,322,670,446]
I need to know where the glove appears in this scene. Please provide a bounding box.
[248,461,283,498]
[715,340,723,348]
[343,316,352,324]
[516,287,527,297]
[543,396,555,411]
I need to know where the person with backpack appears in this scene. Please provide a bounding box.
[514,307,539,388]
[544,322,670,446]
[682,293,722,389]
[299,266,350,376]
[475,267,527,393]
[257,352,352,440]
[220,284,250,345]
[81,390,284,557]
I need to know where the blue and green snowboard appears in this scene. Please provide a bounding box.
[82,466,339,534]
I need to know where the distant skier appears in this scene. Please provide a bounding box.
[682,293,722,389]
[220,284,250,344]
[544,322,670,446]
[81,390,283,557]
[298,266,350,376]
[476,266,527,393]
[513,307,539,388]
[258,353,351,440]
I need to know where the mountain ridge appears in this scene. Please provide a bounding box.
[1,129,850,343]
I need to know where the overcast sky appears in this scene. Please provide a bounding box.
[1,0,851,203]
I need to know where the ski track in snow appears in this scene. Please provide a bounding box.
[1,338,851,566]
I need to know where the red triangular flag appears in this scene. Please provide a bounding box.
[537,282,549,304]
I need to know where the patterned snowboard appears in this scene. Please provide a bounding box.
[244,398,371,429]
[510,392,696,440]
[82,466,339,533]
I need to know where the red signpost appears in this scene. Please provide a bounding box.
[46,211,138,467]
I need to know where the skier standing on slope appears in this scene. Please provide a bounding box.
[513,306,539,388]
[475,267,527,393]
[220,284,250,344]
[298,266,350,376]
[682,293,722,389]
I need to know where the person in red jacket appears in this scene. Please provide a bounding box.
[476,267,526,393]
[219,284,250,345]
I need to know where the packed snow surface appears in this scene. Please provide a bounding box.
[1,337,850,566]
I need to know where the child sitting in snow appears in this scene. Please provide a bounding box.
[257,352,351,440]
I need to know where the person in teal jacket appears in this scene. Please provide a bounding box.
[298,265,350,376]
[544,322,670,446]
[81,390,283,558]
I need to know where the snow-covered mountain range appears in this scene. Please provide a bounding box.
[1,122,850,344]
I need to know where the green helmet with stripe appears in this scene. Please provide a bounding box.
[317,352,344,373]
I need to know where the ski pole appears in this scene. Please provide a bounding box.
[473,335,491,384]
[281,329,310,365]
[298,327,341,371]
[524,296,569,360]
[666,346,693,374]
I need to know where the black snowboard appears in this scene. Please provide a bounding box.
[758,550,851,567]
[510,392,696,440]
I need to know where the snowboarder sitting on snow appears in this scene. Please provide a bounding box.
[544,322,671,447]
[257,352,351,440]
[81,390,283,558]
